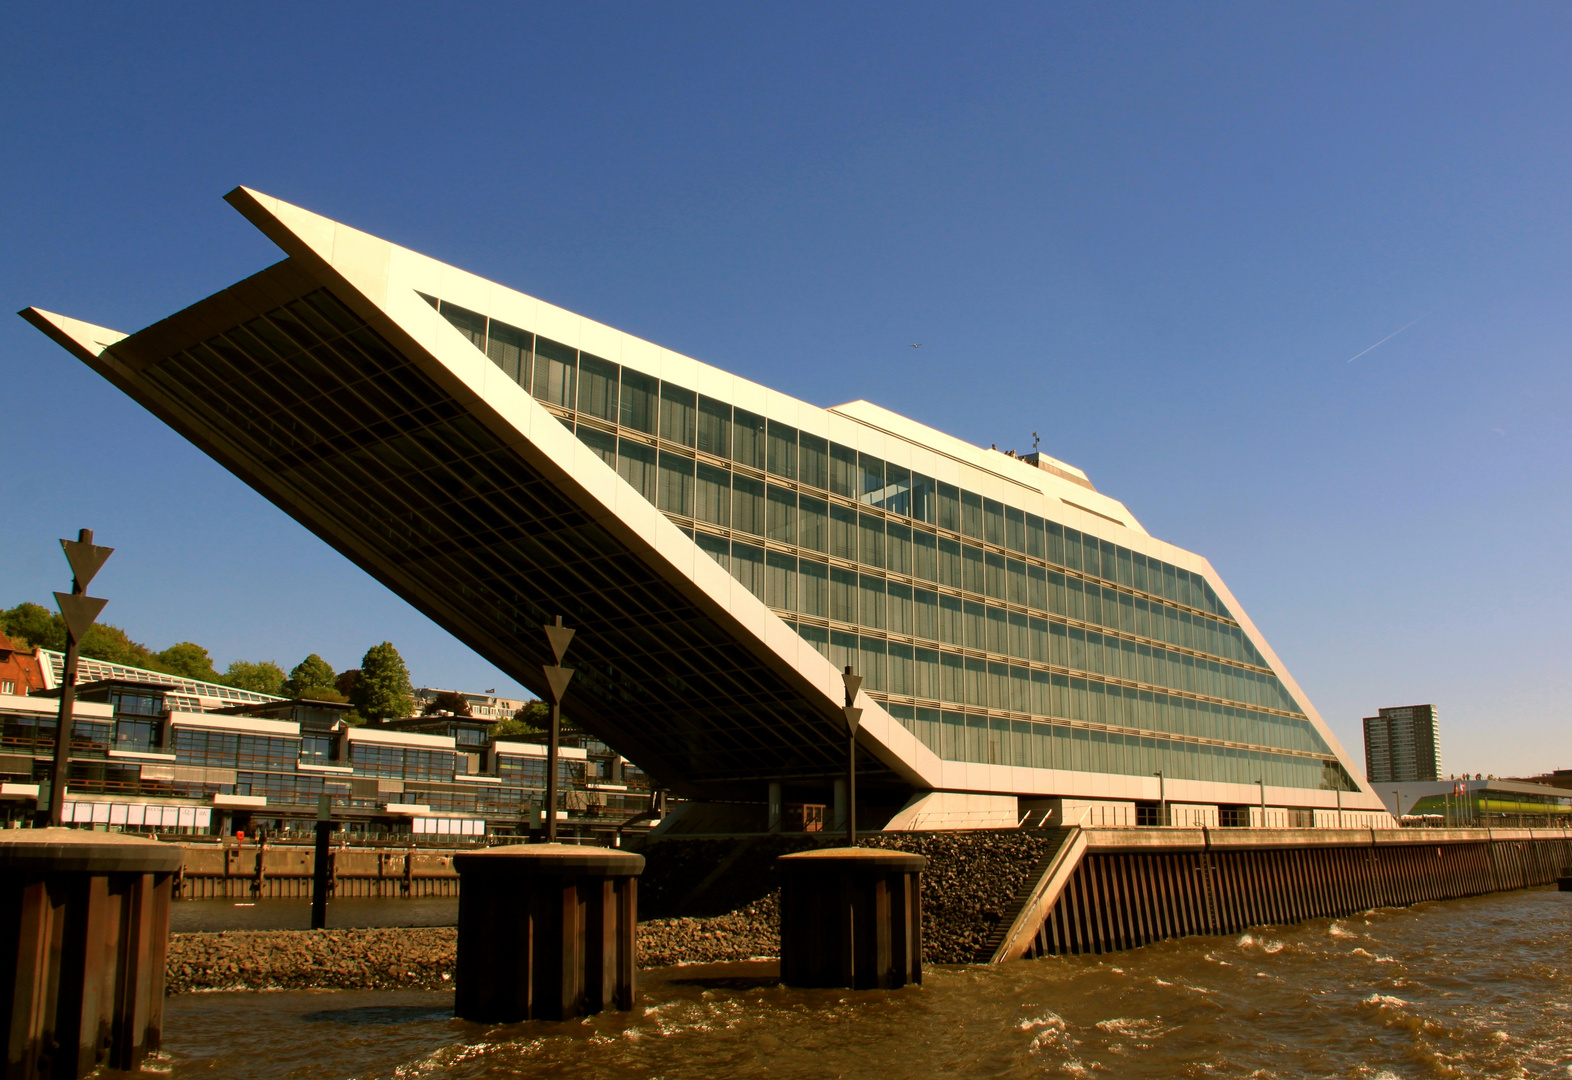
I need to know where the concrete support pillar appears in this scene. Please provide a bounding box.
[1,829,182,1080]
[832,780,847,833]
[776,848,926,989]
[453,844,644,1023]
[768,783,783,833]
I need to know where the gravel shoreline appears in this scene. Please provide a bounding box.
[165,899,783,994]
[165,830,1059,993]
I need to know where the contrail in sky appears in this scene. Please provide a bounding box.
[1346,313,1429,363]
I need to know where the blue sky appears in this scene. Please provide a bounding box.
[3,4,1568,775]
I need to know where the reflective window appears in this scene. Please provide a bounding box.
[830,568,857,623]
[657,451,694,517]
[619,369,658,434]
[886,522,912,576]
[799,433,828,488]
[830,504,857,561]
[884,464,911,516]
[532,336,576,408]
[578,354,619,422]
[732,408,765,469]
[799,559,829,617]
[617,439,656,502]
[767,487,797,544]
[731,541,763,596]
[911,473,937,524]
[858,453,885,506]
[696,530,729,570]
[829,443,858,498]
[858,514,885,568]
[938,537,962,588]
[961,490,984,539]
[695,463,730,526]
[766,551,796,611]
[577,425,616,469]
[859,575,886,629]
[660,383,696,446]
[983,498,1005,546]
[487,320,531,386]
[798,494,828,553]
[732,475,765,536]
[437,301,486,350]
[1005,506,1026,553]
[767,421,796,480]
[697,396,730,457]
[937,482,961,532]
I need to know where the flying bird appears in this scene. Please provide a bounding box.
[910,343,921,348]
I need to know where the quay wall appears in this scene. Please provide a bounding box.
[174,842,461,899]
[1017,827,1572,960]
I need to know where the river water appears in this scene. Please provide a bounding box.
[160,887,1572,1079]
[171,897,459,932]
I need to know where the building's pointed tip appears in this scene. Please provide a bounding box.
[223,185,347,272]
[17,307,127,360]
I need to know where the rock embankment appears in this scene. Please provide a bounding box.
[165,900,783,994]
[859,830,1063,963]
[635,892,780,967]
[166,928,457,994]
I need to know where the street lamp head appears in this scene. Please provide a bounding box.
[840,666,862,706]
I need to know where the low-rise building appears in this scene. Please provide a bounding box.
[0,656,655,841]
[411,687,530,722]
[0,633,47,697]
[1380,776,1571,827]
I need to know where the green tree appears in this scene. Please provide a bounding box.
[348,642,413,721]
[155,642,222,683]
[80,624,159,668]
[225,659,286,695]
[492,701,579,739]
[422,690,473,717]
[493,703,545,739]
[2,602,162,667]
[285,654,339,697]
[0,602,64,650]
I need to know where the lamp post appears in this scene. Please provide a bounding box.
[46,529,112,828]
[1153,770,1166,827]
[540,617,576,844]
[841,666,862,846]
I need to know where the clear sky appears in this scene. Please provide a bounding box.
[3,4,1568,777]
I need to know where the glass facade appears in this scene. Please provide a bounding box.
[428,297,1353,792]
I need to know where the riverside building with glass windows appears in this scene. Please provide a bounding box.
[23,188,1394,832]
[0,648,650,837]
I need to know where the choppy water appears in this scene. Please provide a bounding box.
[160,887,1572,1079]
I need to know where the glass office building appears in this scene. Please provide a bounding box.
[24,188,1387,827]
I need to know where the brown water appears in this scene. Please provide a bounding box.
[170,897,459,932]
[158,887,1572,1079]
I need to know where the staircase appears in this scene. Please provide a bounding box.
[973,827,1080,963]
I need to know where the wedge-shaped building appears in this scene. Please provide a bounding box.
[24,189,1388,830]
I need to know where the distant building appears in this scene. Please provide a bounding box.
[412,687,529,722]
[1509,769,1572,791]
[1363,705,1441,783]
[0,633,47,697]
[0,651,653,838]
[1383,776,1570,826]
